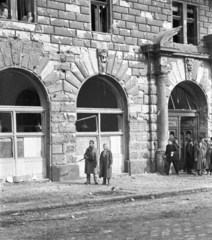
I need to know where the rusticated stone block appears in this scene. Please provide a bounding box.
[59,123,76,133]
[129,160,150,175]
[60,102,76,112]
[28,53,41,71]
[51,18,69,27]
[36,56,49,75]
[52,154,66,165]
[50,92,76,102]
[51,113,66,123]
[63,143,75,153]
[11,40,22,65]
[64,81,78,94]
[66,71,81,88]
[0,51,5,69]
[52,144,63,154]
[52,133,76,144]
[0,41,12,67]
[51,164,79,181]
[47,82,63,93]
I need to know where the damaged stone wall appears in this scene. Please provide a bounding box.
[0,0,211,179]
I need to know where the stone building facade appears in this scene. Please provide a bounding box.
[0,0,212,181]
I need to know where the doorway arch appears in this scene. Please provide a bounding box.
[168,81,208,169]
[0,68,48,180]
[76,75,128,176]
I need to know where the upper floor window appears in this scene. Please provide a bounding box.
[172,2,198,45]
[91,0,110,33]
[0,0,34,22]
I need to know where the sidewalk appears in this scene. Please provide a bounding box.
[1,172,212,215]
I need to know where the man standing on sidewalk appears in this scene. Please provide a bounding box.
[84,140,98,185]
[164,139,179,175]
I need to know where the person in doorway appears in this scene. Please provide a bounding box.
[99,143,113,185]
[186,139,194,174]
[183,131,191,172]
[84,140,98,185]
[194,141,204,176]
[200,137,207,174]
[0,2,8,19]
[164,139,179,175]
[206,138,212,175]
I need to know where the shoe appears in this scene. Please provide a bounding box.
[84,182,90,185]
[95,182,98,185]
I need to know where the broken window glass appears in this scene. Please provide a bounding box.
[16,113,42,133]
[76,113,98,132]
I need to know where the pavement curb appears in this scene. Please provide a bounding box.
[1,186,212,216]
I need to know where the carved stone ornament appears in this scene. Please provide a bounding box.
[185,58,194,80]
[156,56,171,75]
[97,49,108,74]
[153,26,182,46]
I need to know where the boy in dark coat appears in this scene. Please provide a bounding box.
[84,140,98,184]
[99,144,113,185]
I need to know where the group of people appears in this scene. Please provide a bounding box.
[165,132,212,176]
[83,140,113,185]
[0,1,33,22]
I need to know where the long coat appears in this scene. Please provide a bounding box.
[165,144,178,162]
[206,143,212,169]
[194,145,204,170]
[186,142,194,168]
[84,147,98,174]
[99,149,113,179]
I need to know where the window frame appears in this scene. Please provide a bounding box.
[1,0,36,23]
[172,1,199,45]
[90,0,112,33]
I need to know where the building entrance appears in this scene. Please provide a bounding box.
[168,81,208,170]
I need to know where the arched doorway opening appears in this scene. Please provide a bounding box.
[76,75,128,176]
[168,81,208,169]
[0,68,48,180]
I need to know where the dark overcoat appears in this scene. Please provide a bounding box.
[186,142,194,167]
[99,149,113,179]
[194,145,204,170]
[84,146,98,174]
[165,144,178,162]
[206,144,212,169]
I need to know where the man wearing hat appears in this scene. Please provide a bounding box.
[84,140,98,184]
[164,138,179,175]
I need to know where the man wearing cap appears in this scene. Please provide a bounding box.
[164,138,179,175]
[84,140,98,184]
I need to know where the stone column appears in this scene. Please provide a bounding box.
[155,56,169,173]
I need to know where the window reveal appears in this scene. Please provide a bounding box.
[91,0,110,33]
[0,0,34,22]
[172,2,198,45]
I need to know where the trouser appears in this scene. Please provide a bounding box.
[103,178,111,184]
[186,158,193,173]
[165,160,179,174]
[86,174,98,183]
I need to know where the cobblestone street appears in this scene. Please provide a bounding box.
[1,191,212,240]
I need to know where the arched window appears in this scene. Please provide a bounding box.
[0,69,46,179]
[168,85,198,110]
[76,75,127,175]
